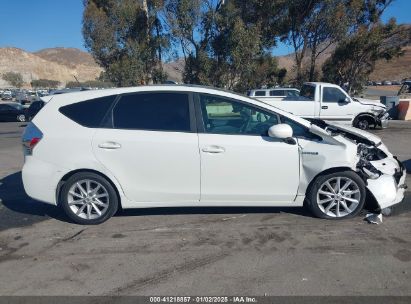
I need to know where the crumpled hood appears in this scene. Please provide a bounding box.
[323,122,382,145]
[354,97,386,109]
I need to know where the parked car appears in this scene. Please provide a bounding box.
[16,92,32,106]
[1,91,13,101]
[21,86,406,224]
[0,102,26,122]
[248,88,300,100]
[375,81,382,86]
[382,81,392,86]
[252,82,389,130]
[25,100,45,121]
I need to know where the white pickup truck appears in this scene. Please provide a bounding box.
[249,82,389,130]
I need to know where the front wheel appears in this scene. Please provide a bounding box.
[60,172,119,225]
[306,171,366,219]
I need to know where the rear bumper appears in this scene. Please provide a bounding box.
[22,156,66,205]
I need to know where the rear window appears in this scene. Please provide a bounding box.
[59,95,116,127]
[299,85,315,101]
[112,92,191,132]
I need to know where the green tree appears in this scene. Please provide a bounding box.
[322,20,409,93]
[165,0,223,84]
[278,0,395,84]
[2,72,24,88]
[83,0,169,86]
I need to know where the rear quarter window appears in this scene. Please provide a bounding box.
[254,91,267,96]
[59,95,116,128]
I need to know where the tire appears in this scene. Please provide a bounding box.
[17,114,26,122]
[60,172,119,225]
[354,117,372,130]
[306,170,366,219]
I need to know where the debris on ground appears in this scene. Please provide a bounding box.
[365,213,383,224]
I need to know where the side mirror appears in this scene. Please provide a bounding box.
[339,97,350,104]
[268,124,293,139]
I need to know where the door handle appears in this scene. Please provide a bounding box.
[98,142,121,149]
[202,146,225,153]
[322,106,328,109]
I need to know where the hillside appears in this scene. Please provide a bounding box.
[277,45,411,82]
[0,47,102,87]
[34,47,98,68]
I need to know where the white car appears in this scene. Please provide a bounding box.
[22,85,406,224]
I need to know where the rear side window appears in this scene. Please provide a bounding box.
[270,90,284,96]
[112,92,191,132]
[59,95,116,128]
[286,90,299,97]
[254,91,266,96]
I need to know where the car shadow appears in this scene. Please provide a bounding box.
[0,172,71,229]
[0,171,409,227]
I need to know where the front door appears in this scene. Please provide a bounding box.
[92,92,200,203]
[320,86,354,123]
[197,94,300,204]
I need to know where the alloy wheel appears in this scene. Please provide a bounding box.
[357,119,369,130]
[316,177,361,218]
[67,179,110,220]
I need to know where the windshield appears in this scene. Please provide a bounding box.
[8,103,24,110]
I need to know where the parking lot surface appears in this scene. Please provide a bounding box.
[0,121,410,295]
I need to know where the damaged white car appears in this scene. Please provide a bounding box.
[22,86,407,224]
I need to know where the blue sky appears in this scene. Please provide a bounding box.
[1,0,410,56]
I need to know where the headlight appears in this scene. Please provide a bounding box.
[371,107,385,115]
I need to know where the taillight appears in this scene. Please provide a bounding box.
[22,123,43,155]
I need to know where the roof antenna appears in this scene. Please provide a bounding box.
[72,75,86,90]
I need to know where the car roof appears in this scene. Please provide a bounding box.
[250,88,298,91]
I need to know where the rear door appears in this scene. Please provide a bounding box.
[92,92,200,203]
[320,86,354,123]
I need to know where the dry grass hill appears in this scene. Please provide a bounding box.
[0,47,102,88]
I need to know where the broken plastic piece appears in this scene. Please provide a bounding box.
[365,213,383,224]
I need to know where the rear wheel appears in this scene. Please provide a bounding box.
[306,171,366,219]
[60,172,118,225]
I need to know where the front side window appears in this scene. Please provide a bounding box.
[323,87,348,103]
[112,92,191,132]
[200,94,279,136]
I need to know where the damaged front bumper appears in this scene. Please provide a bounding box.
[376,112,390,128]
[366,158,407,209]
